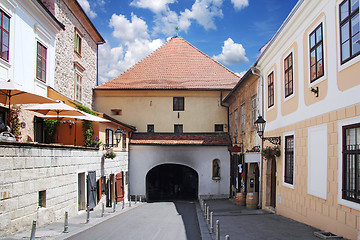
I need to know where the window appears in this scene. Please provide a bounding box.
[36,42,47,82]
[111,109,122,115]
[0,10,9,61]
[309,24,324,82]
[234,109,238,135]
[122,133,126,149]
[39,190,46,207]
[229,113,233,136]
[340,0,360,64]
[106,128,113,147]
[174,124,183,133]
[212,159,221,180]
[215,124,224,132]
[284,53,293,98]
[173,97,184,111]
[75,29,82,56]
[268,72,274,108]
[284,135,294,185]
[240,104,245,133]
[251,95,257,128]
[147,124,154,133]
[342,123,360,203]
[75,72,82,102]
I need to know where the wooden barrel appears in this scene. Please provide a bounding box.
[246,192,258,209]
[235,192,246,206]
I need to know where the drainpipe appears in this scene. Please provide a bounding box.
[250,66,264,209]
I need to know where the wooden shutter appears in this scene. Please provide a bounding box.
[116,172,124,202]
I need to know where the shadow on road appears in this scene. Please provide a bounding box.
[173,201,202,240]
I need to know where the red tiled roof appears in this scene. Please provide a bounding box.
[96,37,240,90]
[130,133,231,146]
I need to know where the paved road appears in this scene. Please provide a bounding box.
[67,201,201,240]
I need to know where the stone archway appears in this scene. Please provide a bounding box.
[146,164,198,201]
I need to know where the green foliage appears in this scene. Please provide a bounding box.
[70,101,97,116]
[9,105,21,141]
[88,136,102,148]
[82,120,94,147]
[262,146,281,160]
[44,119,58,143]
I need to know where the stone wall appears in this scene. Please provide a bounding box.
[0,142,128,237]
[53,0,97,108]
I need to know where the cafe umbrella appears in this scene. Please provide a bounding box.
[24,101,85,143]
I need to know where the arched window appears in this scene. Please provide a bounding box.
[212,159,221,180]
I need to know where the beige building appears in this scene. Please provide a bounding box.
[94,37,240,200]
[254,0,360,239]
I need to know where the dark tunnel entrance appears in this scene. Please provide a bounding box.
[146,164,198,201]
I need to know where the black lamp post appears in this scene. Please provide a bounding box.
[254,116,281,145]
[115,128,123,145]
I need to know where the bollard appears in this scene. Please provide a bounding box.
[63,211,69,233]
[30,220,36,240]
[135,195,137,204]
[204,203,207,215]
[210,211,214,233]
[225,235,230,240]
[140,195,142,202]
[216,220,220,240]
[86,206,90,224]
[122,198,125,209]
[202,200,205,211]
[129,197,132,207]
[113,200,116,213]
[206,206,210,224]
[101,203,104,217]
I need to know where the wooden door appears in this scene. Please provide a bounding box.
[116,172,124,202]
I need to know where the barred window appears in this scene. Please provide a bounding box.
[342,123,360,203]
[284,135,294,185]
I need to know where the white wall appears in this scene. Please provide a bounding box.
[129,145,230,198]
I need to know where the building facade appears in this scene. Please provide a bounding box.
[94,37,240,200]
[255,0,360,239]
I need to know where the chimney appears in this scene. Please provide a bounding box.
[40,0,55,15]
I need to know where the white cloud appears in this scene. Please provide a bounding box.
[235,71,247,78]
[231,0,249,11]
[98,39,164,85]
[109,13,149,43]
[213,38,248,65]
[78,0,97,18]
[130,0,176,14]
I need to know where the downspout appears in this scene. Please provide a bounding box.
[220,91,232,197]
[250,66,264,209]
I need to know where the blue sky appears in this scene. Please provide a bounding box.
[78,0,298,84]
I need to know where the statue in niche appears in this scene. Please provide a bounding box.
[212,159,220,180]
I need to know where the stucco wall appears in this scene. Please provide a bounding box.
[129,145,230,199]
[0,142,128,237]
[94,90,229,133]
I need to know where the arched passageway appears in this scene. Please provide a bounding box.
[146,164,198,201]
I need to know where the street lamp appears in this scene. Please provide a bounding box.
[254,116,281,145]
[115,128,123,145]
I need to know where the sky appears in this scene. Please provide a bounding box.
[78,0,299,85]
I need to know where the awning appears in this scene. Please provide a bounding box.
[244,153,261,163]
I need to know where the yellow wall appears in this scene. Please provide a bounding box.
[94,90,229,133]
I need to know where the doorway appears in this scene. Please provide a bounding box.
[266,158,277,208]
[146,164,198,201]
[78,173,85,211]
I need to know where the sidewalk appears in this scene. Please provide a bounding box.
[0,201,144,240]
[198,199,342,240]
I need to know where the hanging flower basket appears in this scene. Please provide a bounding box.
[262,146,281,160]
[103,150,116,159]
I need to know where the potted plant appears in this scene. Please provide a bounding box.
[262,146,281,160]
[103,150,116,159]
[88,136,102,148]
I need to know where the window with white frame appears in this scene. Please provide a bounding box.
[74,71,82,102]
[240,104,245,133]
[0,10,10,61]
[284,53,293,98]
[309,23,324,82]
[268,72,274,108]
[339,0,360,64]
[74,28,82,56]
[36,42,47,83]
[251,95,257,128]
[284,135,294,185]
[342,123,360,203]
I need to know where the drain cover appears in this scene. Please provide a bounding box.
[314,231,342,239]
